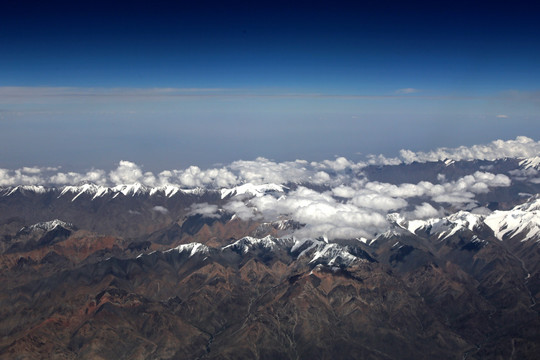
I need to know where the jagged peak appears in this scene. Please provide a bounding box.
[387,213,408,229]
[309,242,361,267]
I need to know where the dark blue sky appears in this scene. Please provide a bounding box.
[1,0,539,171]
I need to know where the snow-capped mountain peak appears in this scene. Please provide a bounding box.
[59,183,110,201]
[309,242,361,267]
[23,219,74,233]
[485,204,540,241]
[519,156,540,170]
[2,185,50,196]
[407,211,482,240]
[386,213,409,229]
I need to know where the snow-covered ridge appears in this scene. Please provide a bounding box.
[519,156,540,170]
[1,182,285,201]
[485,198,540,241]
[308,242,360,266]
[1,185,51,196]
[1,183,213,201]
[408,211,483,240]
[220,183,286,199]
[141,235,365,267]
[513,195,540,212]
[223,235,294,253]
[404,197,540,243]
[21,219,74,233]
[60,183,197,201]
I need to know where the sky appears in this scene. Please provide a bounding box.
[1,0,539,172]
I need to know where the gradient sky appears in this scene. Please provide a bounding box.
[1,0,539,172]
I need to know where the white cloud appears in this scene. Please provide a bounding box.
[188,203,220,218]
[0,137,523,242]
[0,166,61,186]
[109,160,144,185]
[20,167,44,174]
[349,193,408,211]
[1,137,523,190]
[223,200,260,221]
[318,157,360,172]
[152,206,169,214]
[365,154,401,166]
[409,202,441,219]
[174,166,237,188]
[49,170,108,185]
[0,145,519,242]
[237,187,391,240]
[0,157,362,189]
[331,185,357,198]
[230,158,312,185]
[496,114,509,118]
[398,136,540,164]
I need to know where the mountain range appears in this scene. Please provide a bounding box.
[1,154,540,359]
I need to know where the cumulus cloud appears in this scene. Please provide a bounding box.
[0,138,524,242]
[0,157,363,189]
[223,200,260,221]
[1,137,528,190]
[250,187,388,240]
[188,203,220,218]
[49,170,108,185]
[398,136,540,164]
[0,145,521,242]
[356,171,510,206]
[217,170,510,239]
[365,154,401,166]
[228,158,309,185]
[349,193,408,211]
[0,167,57,186]
[509,168,540,183]
[152,206,169,214]
[109,160,144,185]
[332,185,357,198]
[409,202,442,219]
[317,157,363,172]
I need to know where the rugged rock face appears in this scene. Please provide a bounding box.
[0,208,539,359]
[1,160,540,359]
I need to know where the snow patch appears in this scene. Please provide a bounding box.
[168,243,210,257]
